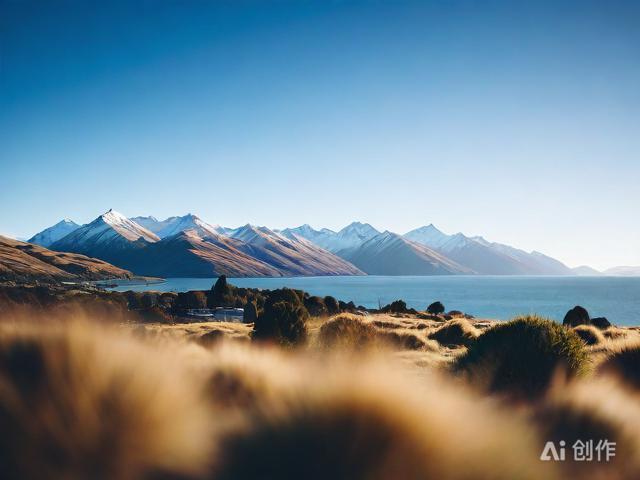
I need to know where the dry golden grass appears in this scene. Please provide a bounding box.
[428,318,480,347]
[0,321,213,480]
[573,324,606,346]
[3,310,640,479]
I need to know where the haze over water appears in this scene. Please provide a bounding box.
[110,275,640,326]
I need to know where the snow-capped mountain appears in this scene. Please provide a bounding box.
[131,214,223,239]
[404,225,572,275]
[403,224,450,250]
[282,222,380,253]
[341,231,471,275]
[228,224,364,276]
[36,212,363,277]
[32,211,583,277]
[50,210,159,267]
[28,219,80,248]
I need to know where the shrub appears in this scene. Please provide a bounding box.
[253,300,308,347]
[428,319,479,347]
[591,317,612,329]
[599,344,640,389]
[338,300,356,313]
[243,302,258,323]
[318,314,379,350]
[176,291,207,310]
[209,275,235,307]
[381,300,408,314]
[136,306,173,324]
[427,301,445,315]
[563,305,590,327]
[304,296,327,317]
[454,316,589,398]
[323,296,340,315]
[572,325,605,346]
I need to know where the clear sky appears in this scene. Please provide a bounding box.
[1,0,638,270]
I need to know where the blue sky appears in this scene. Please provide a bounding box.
[1,0,638,270]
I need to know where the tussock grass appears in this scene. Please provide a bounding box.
[0,321,213,480]
[318,314,380,350]
[572,324,605,346]
[454,315,590,398]
[4,308,640,480]
[317,314,436,352]
[211,363,555,480]
[534,377,640,479]
[428,319,479,347]
[598,342,640,389]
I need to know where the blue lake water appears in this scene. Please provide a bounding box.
[109,276,640,326]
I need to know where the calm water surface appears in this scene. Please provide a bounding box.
[109,276,640,325]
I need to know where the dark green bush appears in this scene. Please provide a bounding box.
[176,291,208,310]
[323,296,340,314]
[454,315,589,398]
[381,300,407,313]
[243,301,258,323]
[427,301,445,315]
[253,293,308,346]
[304,296,327,317]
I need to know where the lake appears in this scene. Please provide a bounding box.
[109,275,640,326]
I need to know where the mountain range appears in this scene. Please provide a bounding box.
[22,210,636,278]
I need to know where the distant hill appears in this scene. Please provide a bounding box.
[603,266,640,276]
[572,265,602,276]
[0,236,132,283]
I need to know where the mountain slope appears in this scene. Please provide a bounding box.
[403,224,451,249]
[124,230,282,278]
[341,231,471,275]
[50,210,159,268]
[229,225,364,276]
[0,236,132,283]
[405,225,573,275]
[28,219,80,247]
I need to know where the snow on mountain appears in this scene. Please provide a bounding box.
[280,224,337,250]
[28,219,80,248]
[50,210,159,267]
[404,224,573,275]
[130,214,224,239]
[227,224,364,276]
[403,224,450,250]
[283,222,380,253]
[342,231,471,275]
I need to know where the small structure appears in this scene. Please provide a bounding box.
[186,307,244,322]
